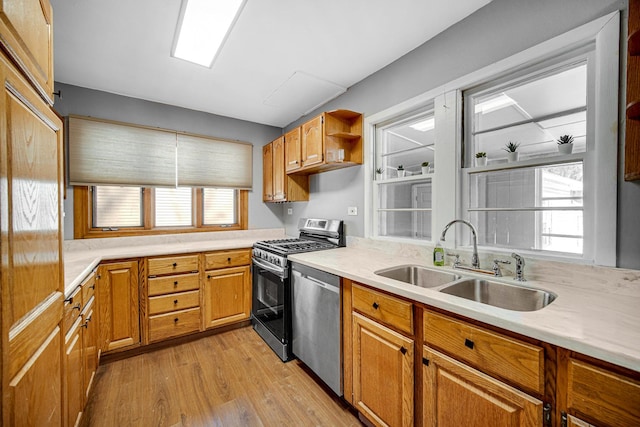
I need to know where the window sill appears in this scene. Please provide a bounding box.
[375,172,434,184]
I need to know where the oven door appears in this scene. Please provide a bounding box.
[251,257,290,346]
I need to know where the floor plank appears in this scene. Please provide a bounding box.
[81,326,361,427]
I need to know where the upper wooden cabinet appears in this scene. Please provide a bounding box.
[290,109,363,176]
[262,137,309,203]
[285,127,302,173]
[625,0,640,180]
[0,0,55,104]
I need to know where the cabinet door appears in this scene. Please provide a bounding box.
[301,115,324,167]
[97,260,140,352]
[65,319,84,427]
[1,53,64,426]
[352,312,414,427]
[422,346,542,427]
[285,127,302,172]
[82,297,99,401]
[272,136,286,201]
[204,265,251,329]
[263,143,273,201]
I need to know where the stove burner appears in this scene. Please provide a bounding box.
[255,238,336,254]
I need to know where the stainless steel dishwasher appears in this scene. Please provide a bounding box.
[291,262,342,396]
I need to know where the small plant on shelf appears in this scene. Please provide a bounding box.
[475,152,487,167]
[375,167,384,174]
[557,134,574,154]
[397,165,405,178]
[503,141,520,162]
[421,161,430,174]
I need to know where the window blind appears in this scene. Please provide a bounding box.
[203,188,236,224]
[68,116,176,187]
[68,116,253,190]
[177,134,252,189]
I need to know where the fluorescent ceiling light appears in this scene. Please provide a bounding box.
[474,93,516,115]
[172,0,247,68]
[409,117,435,132]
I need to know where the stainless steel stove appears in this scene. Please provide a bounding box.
[251,218,345,361]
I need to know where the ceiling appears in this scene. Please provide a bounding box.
[51,0,492,128]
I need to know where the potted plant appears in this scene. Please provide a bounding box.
[475,152,487,167]
[504,141,520,162]
[557,134,574,154]
[421,161,430,174]
[397,165,405,178]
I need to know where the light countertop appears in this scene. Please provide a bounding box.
[288,245,640,374]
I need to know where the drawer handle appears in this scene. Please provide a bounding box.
[464,338,474,350]
[90,284,95,290]
[372,302,379,310]
[227,257,231,262]
[73,303,82,311]
[174,299,178,305]
[174,281,178,286]
[422,357,430,366]
[174,318,179,323]
[400,346,407,355]
[207,274,212,279]
[172,263,178,268]
[64,296,74,304]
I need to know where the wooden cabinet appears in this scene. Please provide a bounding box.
[352,312,414,427]
[97,260,140,352]
[262,136,309,203]
[203,249,252,329]
[291,109,363,175]
[347,281,415,427]
[285,126,302,172]
[65,315,84,427]
[625,0,640,180]
[146,254,201,343]
[558,354,640,427]
[0,1,64,423]
[422,346,542,427]
[81,296,99,402]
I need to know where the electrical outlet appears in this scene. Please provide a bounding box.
[287,208,293,215]
[348,207,357,216]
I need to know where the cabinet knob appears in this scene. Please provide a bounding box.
[172,262,178,267]
[174,299,178,305]
[73,303,82,311]
[174,281,178,286]
[464,338,474,349]
[372,302,379,310]
[90,284,95,290]
[64,296,73,304]
[227,257,231,262]
[174,318,179,323]
[400,346,407,355]
[207,274,212,279]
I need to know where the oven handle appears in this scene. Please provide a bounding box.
[252,257,287,279]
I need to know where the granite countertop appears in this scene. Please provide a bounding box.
[288,246,640,373]
[63,229,286,295]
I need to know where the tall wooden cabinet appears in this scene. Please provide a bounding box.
[0,1,63,425]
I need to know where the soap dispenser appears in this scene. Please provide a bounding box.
[433,241,445,266]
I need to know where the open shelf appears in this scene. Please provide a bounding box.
[327,132,360,140]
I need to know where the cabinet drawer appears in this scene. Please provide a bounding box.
[148,273,200,296]
[63,286,83,333]
[567,358,640,427]
[204,249,251,270]
[148,307,201,342]
[423,310,544,394]
[148,254,199,276]
[81,272,96,306]
[352,283,413,335]
[148,290,200,315]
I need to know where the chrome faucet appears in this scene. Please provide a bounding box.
[440,219,480,268]
[511,252,526,281]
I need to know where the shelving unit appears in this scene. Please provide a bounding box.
[625,0,640,180]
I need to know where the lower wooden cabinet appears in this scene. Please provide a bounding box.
[203,265,251,329]
[97,260,140,352]
[352,312,414,427]
[81,297,99,401]
[65,318,84,427]
[422,346,542,427]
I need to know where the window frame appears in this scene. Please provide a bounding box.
[73,186,248,239]
[364,12,619,266]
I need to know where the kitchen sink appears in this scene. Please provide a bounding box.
[439,278,556,312]
[375,265,461,288]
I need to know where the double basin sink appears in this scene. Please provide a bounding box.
[375,264,556,312]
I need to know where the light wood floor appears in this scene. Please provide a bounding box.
[81,326,362,427]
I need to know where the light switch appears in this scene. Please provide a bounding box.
[287,208,293,215]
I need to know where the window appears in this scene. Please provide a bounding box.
[365,13,618,266]
[74,186,247,238]
[373,109,435,241]
[464,56,590,257]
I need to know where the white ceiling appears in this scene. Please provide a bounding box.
[51,0,492,128]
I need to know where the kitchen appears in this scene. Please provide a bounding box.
[1,0,639,426]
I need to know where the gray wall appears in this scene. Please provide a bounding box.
[53,83,284,239]
[282,0,639,269]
